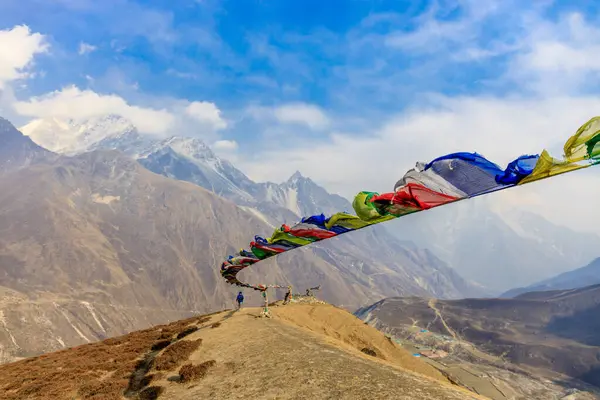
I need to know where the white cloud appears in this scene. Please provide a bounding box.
[0,25,49,89]
[185,101,227,130]
[525,42,600,72]
[213,139,238,151]
[248,102,330,130]
[508,12,600,93]
[13,85,175,135]
[383,0,509,60]
[274,103,329,129]
[78,42,97,55]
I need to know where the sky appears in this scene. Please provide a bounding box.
[1,0,600,234]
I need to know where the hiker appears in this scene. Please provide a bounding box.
[261,287,268,308]
[283,285,292,305]
[236,291,244,309]
[257,284,271,318]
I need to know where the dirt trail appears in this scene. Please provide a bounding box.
[428,299,502,365]
[428,298,460,340]
[158,304,485,400]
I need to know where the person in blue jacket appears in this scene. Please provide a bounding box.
[236,291,244,310]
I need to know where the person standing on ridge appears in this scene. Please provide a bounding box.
[236,291,244,310]
[284,285,292,305]
[257,284,271,318]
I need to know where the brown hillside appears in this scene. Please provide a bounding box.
[0,117,52,175]
[0,303,482,400]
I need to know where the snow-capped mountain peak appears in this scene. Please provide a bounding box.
[287,170,304,184]
[20,115,137,155]
[159,136,216,161]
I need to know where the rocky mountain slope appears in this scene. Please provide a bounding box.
[502,258,600,298]
[0,117,481,364]
[0,302,487,400]
[0,147,267,363]
[356,284,600,389]
[0,117,53,175]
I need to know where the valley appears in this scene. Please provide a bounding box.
[356,284,600,391]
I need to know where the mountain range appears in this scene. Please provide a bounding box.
[502,257,600,298]
[0,116,482,364]
[22,115,600,294]
[19,115,486,303]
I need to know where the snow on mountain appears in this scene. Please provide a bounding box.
[247,171,352,219]
[19,114,349,219]
[153,136,216,161]
[137,136,256,203]
[20,115,150,156]
[136,138,356,227]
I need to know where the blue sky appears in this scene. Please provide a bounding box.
[2,0,600,233]
[3,0,599,115]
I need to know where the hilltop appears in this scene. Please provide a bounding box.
[0,301,482,400]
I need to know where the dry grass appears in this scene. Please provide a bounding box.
[271,304,447,381]
[177,326,199,339]
[159,304,484,400]
[178,360,217,383]
[0,313,210,400]
[154,339,203,371]
[78,379,129,399]
[151,340,173,352]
